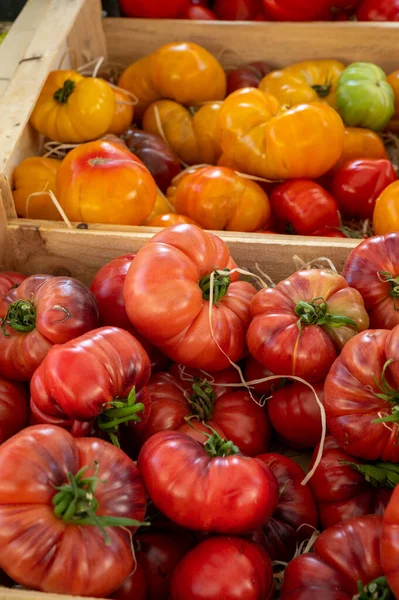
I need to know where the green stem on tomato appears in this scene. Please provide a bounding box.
[53,79,75,104]
[341,460,399,489]
[355,576,393,599]
[377,270,399,311]
[97,386,144,446]
[0,299,36,337]
[188,379,215,421]
[294,296,358,333]
[198,268,230,304]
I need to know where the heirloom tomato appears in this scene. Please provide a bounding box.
[119,0,189,17]
[170,537,274,600]
[0,275,99,381]
[227,62,271,95]
[247,269,369,383]
[343,232,399,329]
[0,378,29,444]
[374,181,399,236]
[145,192,174,222]
[0,425,146,597]
[357,0,399,20]
[107,87,134,136]
[56,140,157,225]
[217,88,345,180]
[382,484,399,597]
[324,325,399,461]
[262,0,333,20]
[255,454,318,562]
[0,271,25,297]
[183,5,218,18]
[167,166,271,231]
[332,127,388,170]
[30,70,115,143]
[124,224,257,371]
[143,100,222,165]
[259,60,345,109]
[310,436,392,529]
[145,213,198,227]
[387,70,399,131]
[12,156,62,220]
[270,179,340,235]
[138,430,279,533]
[281,515,388,599]
[243,355,276,395]
[118,43,226,118]
[214,0,263,19]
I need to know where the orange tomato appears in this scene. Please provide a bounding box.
[56,140,157,225]
[118,42,226,118]
[12,157,62,220]
[142,100,222,165]
[333,127,388,170]
[167,166,270,231]
[373,180,399,235]
[107,87,135,135]
[387,70,399,132]
[144,192,172,223]
[217,88,345,180]
[145,213,199,227]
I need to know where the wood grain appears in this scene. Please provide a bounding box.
[0,588,102,600]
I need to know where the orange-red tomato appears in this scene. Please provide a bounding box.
[373,180,399,235]
[107,87,134,135]
[333,127,388,170]
[56,140,157,225]
[387,70,399,132]
[145,213,199,227]
[12,157,62,220]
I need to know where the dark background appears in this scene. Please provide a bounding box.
[0,0,120,20]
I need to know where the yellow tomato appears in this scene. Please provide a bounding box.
[30,70,115,143]
[387,70,399,132]
[373,181,399,235]
[107,87,135,135]
[12,157,62,220]
[144,192,172,223]
[333,127,388,170]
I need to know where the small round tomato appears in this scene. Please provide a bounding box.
[214,0,263,20]
[0,379,29,444]
[119,0,190,17]
[374,181,399,236]
[332,127,388,171]
[182,5,218,18]
[227,62,271,95]
[357,0,399,20]
[145,213,199,227]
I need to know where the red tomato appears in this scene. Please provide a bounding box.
[170,537,274,600]
[138,430,279,533]
[30,327,151,440]
[357,0,399,20]
[281,515,387,599]
[324,325,399,461]
[0,378,29,444]
[267,380,324,449]
[262,0,333,20]
[124,224,257,371]
[243,355,276,394]
[0,425,146,596]
[0,271,26,297]
[0,275,99,382]
[214,0,263,19]
[330,158,397,220]
[255,454,319,562]
[247,269,369,382]
[382,485,399,597]
[312,227,348,237]
[343,233,399,329]
[191,0,210,5]
[310,436,392,529]
[112,563,147,600]
[226,61,271,95]
[182,5,218,18]
[119,0,190,18]
[270,180,341,235]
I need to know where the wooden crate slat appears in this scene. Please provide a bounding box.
[0,587,104,600]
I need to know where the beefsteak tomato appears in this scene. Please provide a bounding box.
[374,181,399,236]
[0,271,26,297]
[12,156,62,220]
[0,378,29,444]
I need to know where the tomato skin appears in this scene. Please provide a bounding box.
[227,61,271,95]
[214,0,263,20]
[243,355,276,394]
[145,213,199,227]
[357,0,399,20]
[270,179,340,235]
[170,537,274,600]
[382,485,399,597]
[138,430,279,534]
[331,158,397,220]
[119,0,190,18]
[112,563,147,600]
[0,379,29,444]
[374,180,399,236]
[262,0,332,20]
[12,157,62,220]
[333,127,388,171]
[0,275,99,382]
[0,425,146,596]
[182,5,218,18]
[0,271,26,297]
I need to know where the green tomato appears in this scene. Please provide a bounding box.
[336,62,395,131]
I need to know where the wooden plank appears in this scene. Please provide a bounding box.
[103,18,399,72]
[0,588,104,600]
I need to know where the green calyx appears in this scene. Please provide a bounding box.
[369,358,399,424]
[204,431,239,458]
[354,576,393,600]
[294,296,358,333]
[53,79,75,104]
[53,461,147,544]
[1,299,36,337]
[342,459,399,489]
[199,268,230,304]
[312,82,332,98]
[189,379,215,421]
[97,386,144,447]
[377,271,399,311]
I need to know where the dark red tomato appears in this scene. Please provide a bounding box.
[112,563,147,600]
[310,436,392,529]
[270,180,340,236]
[119,0,190,18]
[331,158,397,220]
[182,5,218,18]
[281,515,388,599]
[0,568,13,587]
[331,0,360,9]
[255,454,318,562]
[0,271,26,297]
[226,61,271,95]
[357,0,399,20]
[214,0,263,20]
[0,275,99,382]
[0,378,29,444]
[138,430,279,534]
[267,380,324,449]
[254,11,266,19]
[170,537,274,600]
[312,227,347,238]
[190,0,210,5]
[243,355,276,395]
[262,0,333,20]
[382,485,399,597]
[122,128,181,193]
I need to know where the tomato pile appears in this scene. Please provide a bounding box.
[3,223,399,597]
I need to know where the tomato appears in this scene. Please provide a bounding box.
[214,0,263,20]
[255,454,318,562]
[262,0,333,20]
[143,101,222,166]
[145,213,199,227]
[0,378,29,444]
[227,61,271,95]
[357,0,399,20]
[281,515,388,599]
[267,380,323,449]
[247,269,369,383]
[124,224,257,371]
[332,126,388,171]
[112,564,147,600]
[382,485,399,597]
[324,325,399,461]
[270,179,340,235]
[119,0,190,17]
[182,5,218,18]
[56,140,157,226]
[138,429,279,533]
[374,181,399,236]
[343,233,399,329]
[12,156,62,220]
[145,192,174,222]
[331,158,397,220]
[30,70,115,143]
[170,537,274,600]
[0,275,99,382]
[118,43,226,118]
[310,436,392,529]
[107,87,134,136]
[217,88,345,180]
[167,166,271,231]
[0,271,26,297]
[387,70,399,132]
[337,62,395,131]
[243,355,276,395]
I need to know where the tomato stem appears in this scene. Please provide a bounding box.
[342,459,399,489]
[199,269,230,304]
[204,430,239,458]
[312,83,332,98]
[189,379,215,420]
[53,79,75,104]
[294,296,358,332]
[0,299,36,336]
[377,271,399,311]
[97,386,144,446]
[355,575,393,599]
[369,359,399,417]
